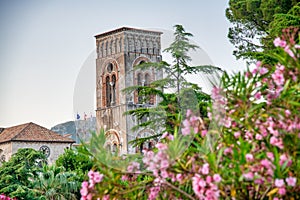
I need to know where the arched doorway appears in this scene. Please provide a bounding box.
[105,130,121,154]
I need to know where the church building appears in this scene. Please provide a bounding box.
[95,27,163,154]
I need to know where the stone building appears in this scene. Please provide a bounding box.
[95,27,163,154]
[0,122,74,164]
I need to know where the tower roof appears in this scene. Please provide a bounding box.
[0,122,75,144]
[94,27,163,38]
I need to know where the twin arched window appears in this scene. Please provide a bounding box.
[104,63,117,107]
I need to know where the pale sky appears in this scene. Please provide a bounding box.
[0,0,245,129]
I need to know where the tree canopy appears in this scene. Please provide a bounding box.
[0,148,46,199]
[226,0,299,60]
[123,25,221,147]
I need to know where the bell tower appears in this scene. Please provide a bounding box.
[95,27,163,154]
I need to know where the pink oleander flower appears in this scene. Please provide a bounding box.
[182,126,190,135]
[155,143,167,150]
[160,160,169,169]
[86,194,92,200]
[213,174,222,183]
[148,186,160,200]
[102,195,110,200]
[160,170,169,179]
[121,175,129,181]
[256,61,262,67]
[161,132,168,139]
[201,163,210,175]
[267,152,274,161]
[186,109,192,117]
[284,45,295,58]
[261,159,273,169]
[234,131,241,138]
[82,181,88,188]
[176,174,183,182]
[127,165,134,172]
[224,147,233,155]
[255,133,263,140]
[206,175,212,184]
[275,179,285,187]
[274,37,287,47]
[285,109,291,117]
[88,170,94,179]
[80,187,89,196]
[259,67,268,75]
[285,177,297,187]
[201,130,207,137]
[254,92,261,100]
[278,187,286,195]
[243,172,254,180]
[245,153,254,162]
[93,172,104,183]
[279,154,292,167]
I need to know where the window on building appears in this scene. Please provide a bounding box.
[137,73,143,104]
[103,62,118,107]
[106,76,111,106]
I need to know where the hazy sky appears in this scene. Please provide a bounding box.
[0,0,245,129]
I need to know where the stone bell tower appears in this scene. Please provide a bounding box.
[95,27,163,154]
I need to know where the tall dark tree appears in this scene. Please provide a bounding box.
[226,0,298,60]
[123,25,221,145]
[0,148,46,199]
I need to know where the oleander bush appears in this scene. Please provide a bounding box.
[80,28,300,200]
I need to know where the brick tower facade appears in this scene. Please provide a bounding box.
[95,27,163,154]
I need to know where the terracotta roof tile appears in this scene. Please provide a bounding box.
[0,122,75,144]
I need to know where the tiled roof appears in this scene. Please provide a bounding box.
[0,122,75,144]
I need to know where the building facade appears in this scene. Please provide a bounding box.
[95,27,163,154]
[0,122,74,165]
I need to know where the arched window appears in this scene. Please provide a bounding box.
[145,74,150,86]
[112,143,118,153]
[107,63,113,73]
[112,74,116,106]
[135,131,156,154]
[137,73,143,103]
[103,62,118,107]
[106,76,111,107]
[105,41,108,56]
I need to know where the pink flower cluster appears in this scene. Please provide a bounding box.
[143,147,170,179]
[274,37,295,59]
[121,161,141,181]
[80,170,104,200]
[148,186,160,200]
[182,109,199,135]
[208,87,232,128]
[192,163,221,200]
[0,194,16,200]
[161,132,174,141]
[273,177,297,198]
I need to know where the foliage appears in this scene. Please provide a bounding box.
[226,0,298,60]
[0,148,46,199]
[123,25,220,145]
[32,165,79,200]
[79,32,300,199]
[55,146,93,180]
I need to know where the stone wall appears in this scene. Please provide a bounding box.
[95,28,163,154]
[12,141,72,164]
[0,142,12,163]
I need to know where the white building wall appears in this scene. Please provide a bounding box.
[12,141,72,164]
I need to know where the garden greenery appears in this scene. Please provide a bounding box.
[79,28,300,200]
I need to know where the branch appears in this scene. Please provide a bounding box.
[163,181,196,200]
